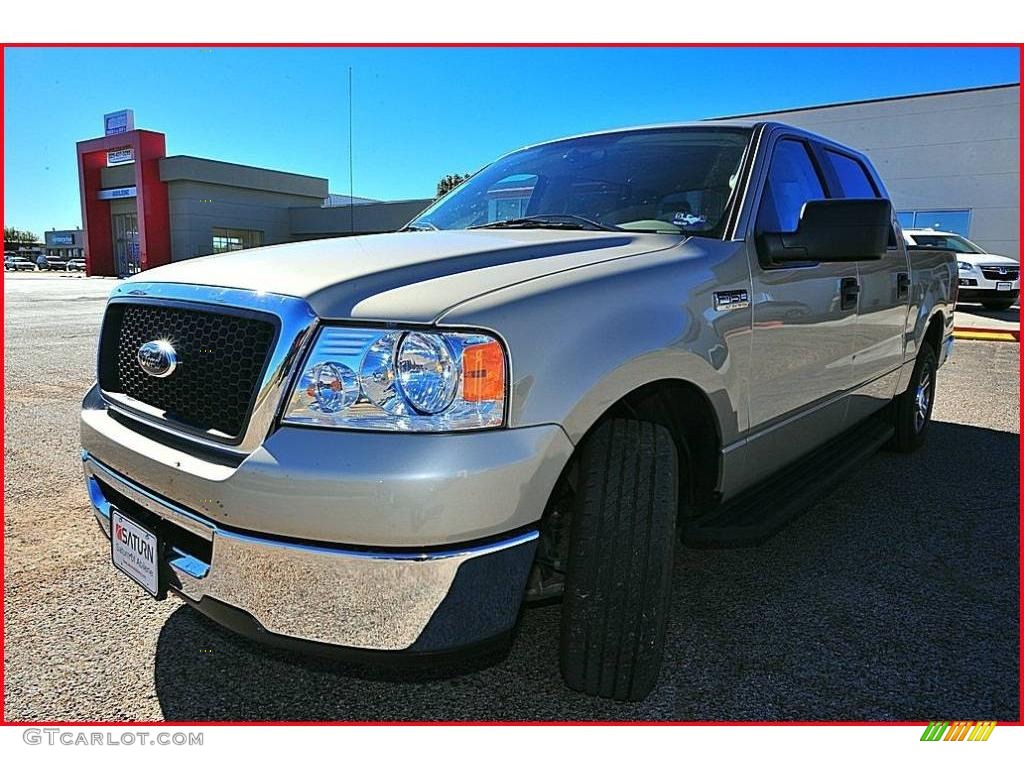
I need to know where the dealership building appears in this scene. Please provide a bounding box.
[76,110,431,276]
[74,85,1019,276]
[44,228,85,260]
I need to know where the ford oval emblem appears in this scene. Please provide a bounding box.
[137,339,178,378]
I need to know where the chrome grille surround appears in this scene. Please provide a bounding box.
[97,282,319,456]
[101,302,277,440]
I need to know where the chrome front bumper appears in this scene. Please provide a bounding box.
[84,453,538,653]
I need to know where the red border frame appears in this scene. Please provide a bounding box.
[0,42,1021,728]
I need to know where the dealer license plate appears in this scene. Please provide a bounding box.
[111,509,161,597]
[996,281,1012,291]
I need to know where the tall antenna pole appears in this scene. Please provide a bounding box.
[348,66,355,236]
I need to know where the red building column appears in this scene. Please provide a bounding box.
[76,130,171,276]
[76,145,114,276]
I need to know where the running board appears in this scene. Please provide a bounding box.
[683,416,895,548]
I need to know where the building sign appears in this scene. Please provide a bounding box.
[104,109,135,136]
[97,186,138,200]
[106,147,134,165]
[52,234,75,245]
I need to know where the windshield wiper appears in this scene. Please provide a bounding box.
[401,222,438,232]
[468,215,621,232]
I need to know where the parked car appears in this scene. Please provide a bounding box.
[904,228,1019,310]
[81,122,955,701]
[4,254,36,271]
[66,258,86,272]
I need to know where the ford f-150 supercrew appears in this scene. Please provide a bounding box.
[81,122,955,702]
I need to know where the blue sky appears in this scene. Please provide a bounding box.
[3,46,1019,235]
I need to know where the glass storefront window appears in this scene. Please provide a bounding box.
[112,212,140,276]
[212,227,264,253]
[896,209,972,236]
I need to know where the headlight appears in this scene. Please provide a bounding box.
[282,326,506,431]
[958,261,974,272]
[396,332,459,414]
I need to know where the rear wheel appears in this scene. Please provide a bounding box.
[891,342,938,453]
[559,418,679,701]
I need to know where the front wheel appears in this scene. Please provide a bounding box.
[891,342,938,453]
[559,418,679,701]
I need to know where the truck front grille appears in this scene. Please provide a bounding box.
[98,302,278,442]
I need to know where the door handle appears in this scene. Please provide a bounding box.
[840,277,860,310]
[897,272,910,298]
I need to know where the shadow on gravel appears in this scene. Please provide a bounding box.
[154,420,1019,722]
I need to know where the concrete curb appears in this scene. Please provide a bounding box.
[953,327,1020,342]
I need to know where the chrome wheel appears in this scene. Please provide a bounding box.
[914,361,933,433]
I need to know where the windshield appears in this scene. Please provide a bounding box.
[910,234,987,254]
[410,127,753,237]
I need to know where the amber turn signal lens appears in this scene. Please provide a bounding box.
[461,340,505,402]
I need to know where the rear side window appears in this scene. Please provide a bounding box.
[825,150,879,198]
[756,139,826,233]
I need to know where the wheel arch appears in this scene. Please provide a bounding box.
[923,309,944,354]
[607,378,722,506]
[547,376,725,513]
[524,376,723,605]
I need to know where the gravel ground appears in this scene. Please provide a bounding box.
[3,272,1019,722]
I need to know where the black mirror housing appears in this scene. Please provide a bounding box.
[758,198,892,266]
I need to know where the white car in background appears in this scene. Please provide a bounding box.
[904,228,1020,311]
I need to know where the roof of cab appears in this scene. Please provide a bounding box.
[511,119,864,160]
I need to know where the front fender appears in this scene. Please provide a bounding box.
[438,241,751,447]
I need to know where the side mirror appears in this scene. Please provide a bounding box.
[757,198,892,265]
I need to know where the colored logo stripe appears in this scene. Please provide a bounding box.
[970,722,997,741]
[921,721,996,741]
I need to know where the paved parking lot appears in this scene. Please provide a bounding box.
[953,299,1020,332]
[3,273,1019,722]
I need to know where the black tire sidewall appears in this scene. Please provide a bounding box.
[897,343,938,451]
[559,418,679,701]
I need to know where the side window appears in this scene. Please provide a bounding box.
[825,149,896,246]
[756,139,826,234]
[825,150,879,198]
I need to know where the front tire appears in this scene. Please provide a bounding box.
[559,418,679,701]
[891,342,938,453]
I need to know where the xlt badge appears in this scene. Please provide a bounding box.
[714,290,750,311]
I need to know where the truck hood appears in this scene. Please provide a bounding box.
[126,229,681,322]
